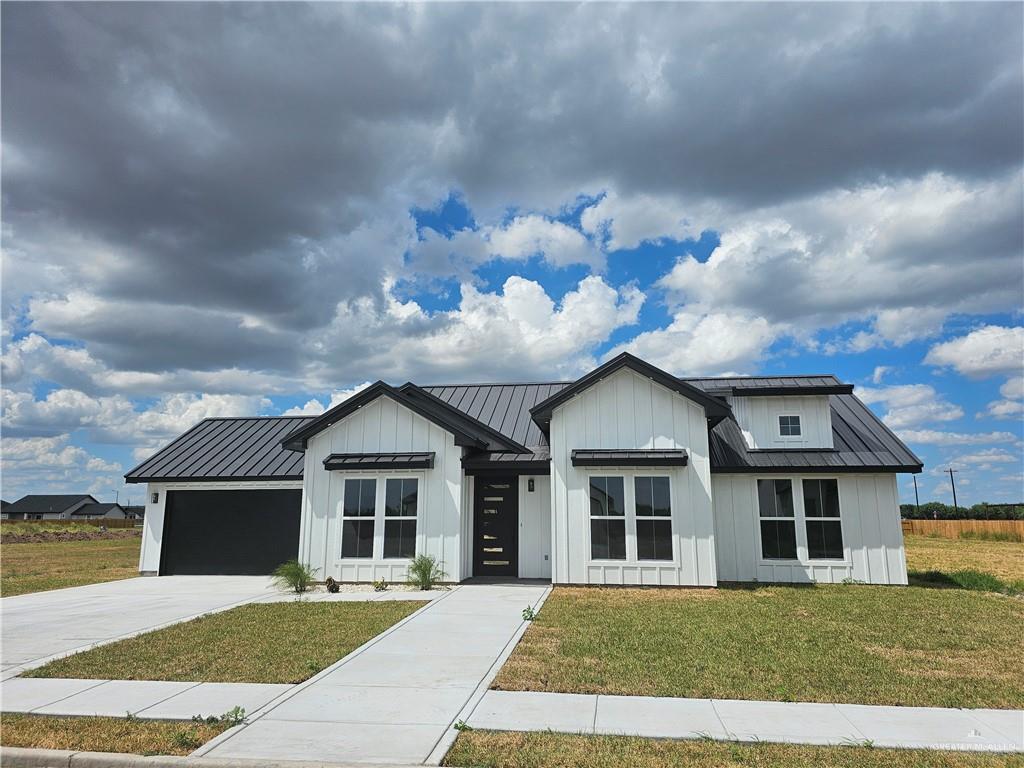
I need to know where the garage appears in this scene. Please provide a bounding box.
[160,489,301,575]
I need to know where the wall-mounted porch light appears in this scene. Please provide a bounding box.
[528,478,535,492]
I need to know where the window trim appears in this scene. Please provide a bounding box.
[383,477,419,560]
[337,472,423,562]
[777,413,803,439]
[585,470,677,565]
[756,478,797,561]
[754,475,850,566]
[801,478,845,561]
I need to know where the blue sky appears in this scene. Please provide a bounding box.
[2,3,1022,507]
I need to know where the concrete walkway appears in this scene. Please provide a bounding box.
[468,690,1024,752]
[196,583,551,765]
[0,678,292,719]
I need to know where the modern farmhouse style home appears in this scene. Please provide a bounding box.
[126,353,922,586]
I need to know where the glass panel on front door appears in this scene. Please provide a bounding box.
[473,477,518,577]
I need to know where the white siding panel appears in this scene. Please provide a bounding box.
[519,475,552,579]
[711,473,908,585]
[549,368,716,586]
[301,397,464,583]
[733,396,833,449]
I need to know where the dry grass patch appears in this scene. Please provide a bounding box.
[0,537,141,597]
[494,584,1024,708]
[0,714,228,756]
[905,535,1024,582]
[26,601,421,683]
[443,731,1024,768]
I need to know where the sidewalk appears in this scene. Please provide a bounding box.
[468,690,1024,752]
[0,678,292,719]
[194,583,551,765]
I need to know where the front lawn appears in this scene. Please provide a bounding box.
[494,585,1024,708]
[0,536,141,597]
[905,534,1024,583]
[0,714,228,756]
[443,731,1024,768]
[26,601,421,683]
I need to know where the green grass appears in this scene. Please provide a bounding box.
[0,714,229,756]
[960,529,1024,543]
[909,569,1024,596]
[0,537,141,596]
[494,584,1024,708]
[26,601,421,683]
[443,731,1024,768]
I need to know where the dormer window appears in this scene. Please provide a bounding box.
[778,414,801,437]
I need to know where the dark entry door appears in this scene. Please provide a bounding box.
[473,477,518,578]
[160,489,301,575]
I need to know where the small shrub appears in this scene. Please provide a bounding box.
[522,605,536,621]
[272,560,318,594]
[325,576,340,593]
[372,579,388,592]
[453,719,473,731]
[406,554,446,590]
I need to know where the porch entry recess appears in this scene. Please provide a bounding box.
[473,476,519,577]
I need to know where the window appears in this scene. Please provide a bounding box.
[803,479,843,559]
[778,415,801,437]
[634,476,673,561]
[384,478,418,559]
[589,476,626,560]
[341,478,376,558]
[757,479,797,559]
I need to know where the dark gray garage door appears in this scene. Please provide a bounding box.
[160,489,302,575]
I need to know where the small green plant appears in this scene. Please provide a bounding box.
[305,659,324,675]
[325,576,340,593]
[272,559,318,593]
[373,578,388,592]
[192,706,246,727]
[522,605,536,621]
[406,554,446,590]
[453,719,473,731]
[171,728,202,751]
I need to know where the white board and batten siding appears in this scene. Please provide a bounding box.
[731,395,833,449]
[138,479,303,574]
[549,368,717,586]
[712,473,907,585]
[299,396,465,583]
[518,475,552,579]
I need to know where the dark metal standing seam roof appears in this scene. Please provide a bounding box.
[5,494,97,514]
[572,449,689,467]
[323,452,435,470]
[124,417,313,483]
[126,372,921,483]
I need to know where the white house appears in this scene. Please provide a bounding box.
[126,353,921,585]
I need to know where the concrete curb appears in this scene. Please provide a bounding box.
[423,583,554,765]
[188,587,457,759]
[0,746,420,768]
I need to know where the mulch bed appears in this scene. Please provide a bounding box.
[1,529,142,544]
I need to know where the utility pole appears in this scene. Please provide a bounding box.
[913,475,920,516]
[947,468,960,517]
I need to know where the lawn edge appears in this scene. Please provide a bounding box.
[188,589,454,758]
[5,587,276,682]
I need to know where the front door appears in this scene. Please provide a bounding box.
[473,476,518,578]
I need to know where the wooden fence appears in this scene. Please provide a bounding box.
[1,518,139,529]
[901,518,1024,540]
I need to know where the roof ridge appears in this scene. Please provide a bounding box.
[682,374,841,381]
[422,381,574,388]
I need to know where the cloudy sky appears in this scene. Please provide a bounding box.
[2,2,1022,506]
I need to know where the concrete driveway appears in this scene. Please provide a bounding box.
[1,576,276,680]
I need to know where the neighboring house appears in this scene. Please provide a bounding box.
[123,505,146,520]
[72,503,128,520]
[126,353,922,584]
[3,494,99,520]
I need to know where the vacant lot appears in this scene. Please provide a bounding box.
[905,534,1024,583]
[443,731,1024,768]
[0,714,228,756]
[27,600,421,683]
[1,536,141,597]
[494,584,1024,708]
